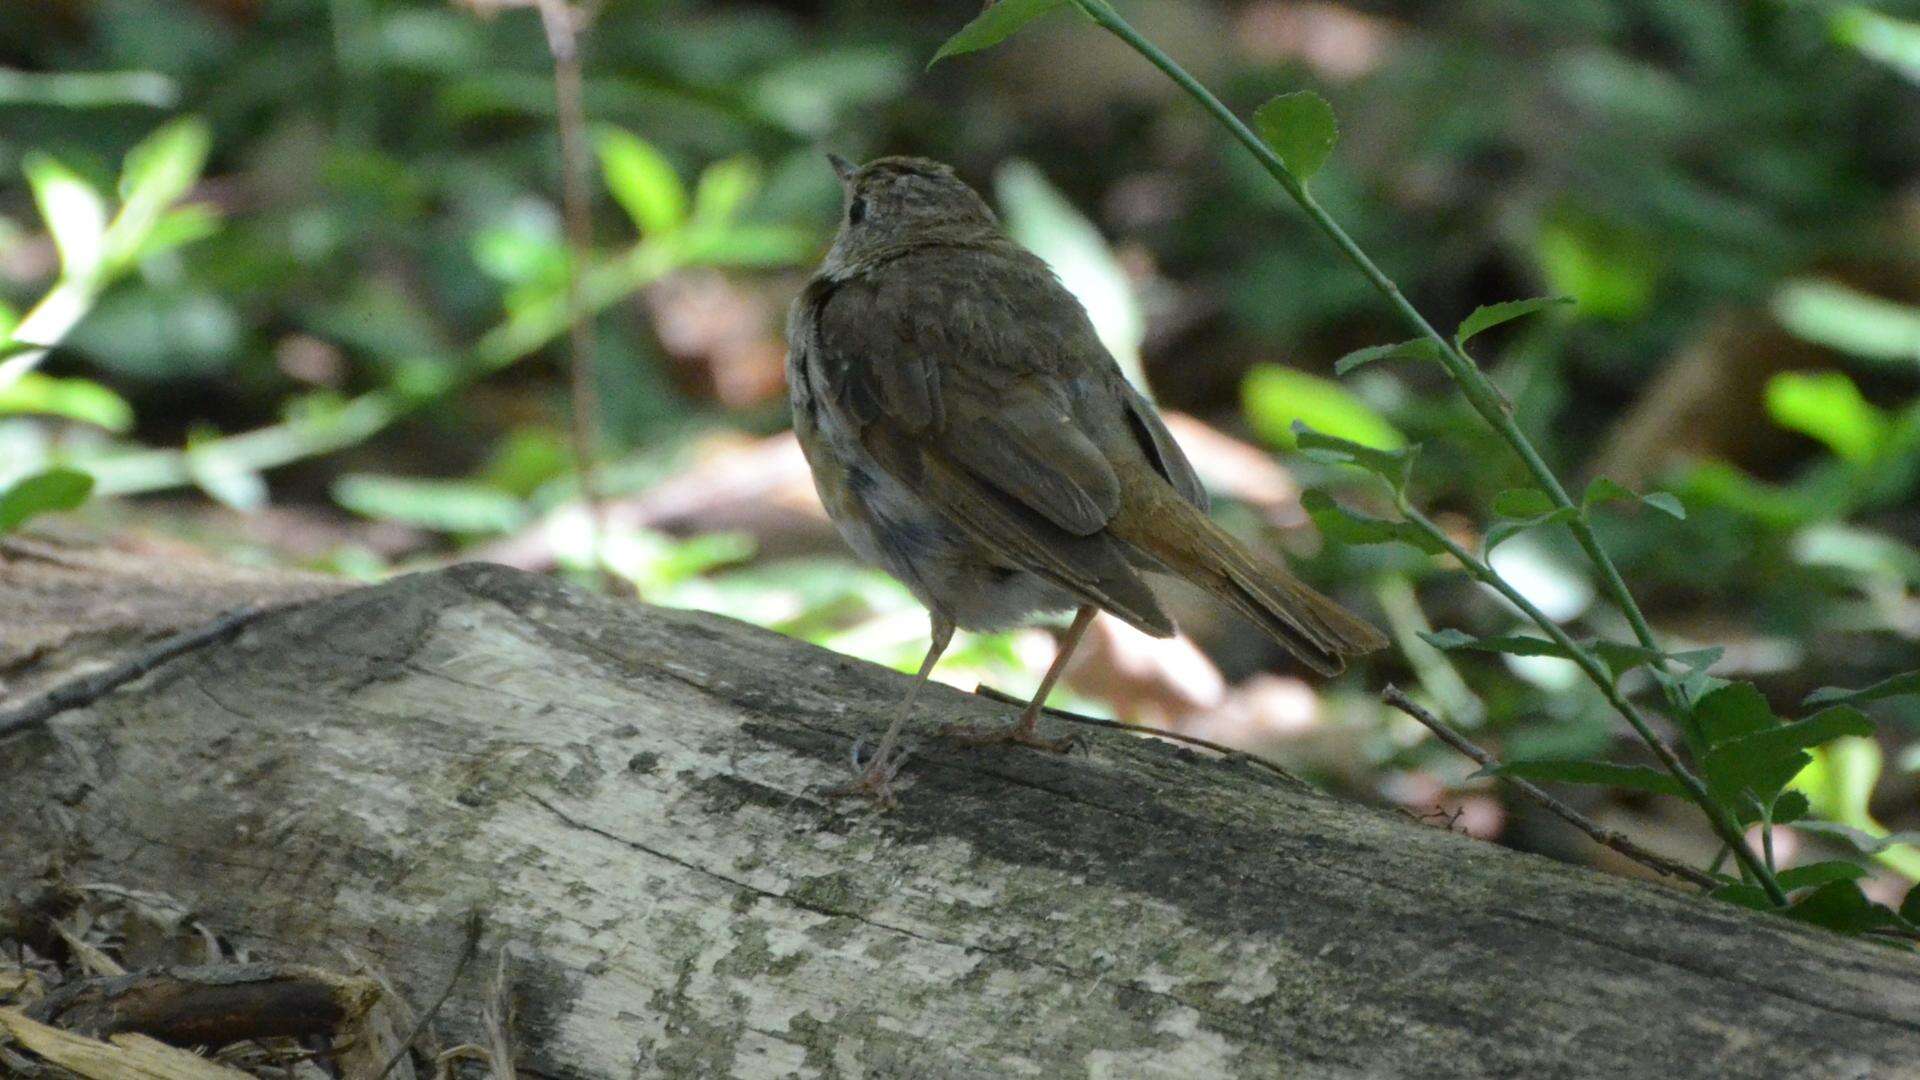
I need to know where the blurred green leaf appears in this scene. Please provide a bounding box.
[1420,628,1660,679]
[1477,758,1688,799]
[1253,91,1338,184]
[1702,706,1872,820]
[748,47,910,136]
[1831,5,1920,84]
[1244,366,1403,452]
[0,468,94,533]
[1420,628,1564,659]
[186,441,267,511]
[1301,489,1445,554]
[1775,860,1868,892]
[333,474,527,534]
[1711,883,1775,911]
[998,160,1145,385]
[1334,338,1441,377]
[1534,212,1657,321]
[1764,371,1886,465]
[593,126,687,238]
[1493,488,1556,519]
[1583,477,1686,520]
[1483,486,1578,554]
[1293,423,1416,491]
[134,204,220,262]
[1455,296,1574,348]
[105,116,211,273]
[1805,671,1920,710]
[24,153,108,282]
[690,157,760,227]
[930,0,1071,66]
[1772,280,1920,367]
[481,428,574,499]
[1675,460,1822,529]
[1784,880,1902,935]
[0,373,135,431]
[1794,821,1920,857]
[678,224,818,267]
[0,68,177,108]
[1903,885,1920,925]
[1790,736,1920,880]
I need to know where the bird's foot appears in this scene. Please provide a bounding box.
[822,738,911,809]
[938,718,1076,754]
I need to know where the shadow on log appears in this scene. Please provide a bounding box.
[3,563,1918,1077]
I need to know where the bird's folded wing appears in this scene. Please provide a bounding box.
[939,396,1120,537]
[864,425,1174,638]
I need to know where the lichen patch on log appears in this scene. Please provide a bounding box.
[4,563,1919,1078]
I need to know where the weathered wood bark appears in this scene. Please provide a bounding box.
[3,563,1918,1078]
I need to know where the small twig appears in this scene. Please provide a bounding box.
[0,606,278,740]
[531,0,612,593]
[972,684,1310,790]
[375,910,485,1080]
[482,947,516,1080]
[1383,685,1719,890]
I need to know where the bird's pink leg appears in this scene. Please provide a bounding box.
[825,614,954,808]
[941,604,1097,754]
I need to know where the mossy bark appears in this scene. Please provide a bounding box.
[4,563,1918,1078]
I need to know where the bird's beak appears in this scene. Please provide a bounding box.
[826,153,856,185]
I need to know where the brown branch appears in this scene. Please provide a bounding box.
[531,0,612,592]
[1382,684,1719,890]
[0,606,280,740]
[971,684,1310,791]
[24,963,379,1047]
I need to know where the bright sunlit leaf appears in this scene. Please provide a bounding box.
[1772,279,1920,368]
[105,116,211,272]
[23,152,108,282]
[1243,365,1403,452]
[0,372,135,431]
[333,473,528,534]
[593,125,687,237]
[998,159,1145,386]
[1764,370,1886,465]
[691,157,759,227]
[1831,5,1920,84]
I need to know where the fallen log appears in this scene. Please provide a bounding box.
[3,562,1917,1078]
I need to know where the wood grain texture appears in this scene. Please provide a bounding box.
[3,563,1917,1079]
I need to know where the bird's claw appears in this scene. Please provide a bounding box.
[826,739,911,809]
[937,720,1077,755]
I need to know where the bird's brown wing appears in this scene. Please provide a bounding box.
[810,245,1178,635]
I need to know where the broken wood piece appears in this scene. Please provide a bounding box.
[25,963,380,1048]
[0,1007,253,1080]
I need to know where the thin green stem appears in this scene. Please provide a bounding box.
[1396,497,1786,905]
[1072,0,1681,709]
[1068,0,1770,896]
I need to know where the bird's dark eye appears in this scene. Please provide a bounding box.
[847,196,867,225]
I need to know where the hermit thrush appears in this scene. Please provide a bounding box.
[788,155,1385,805]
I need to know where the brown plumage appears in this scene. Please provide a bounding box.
[788,154,1385,805]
